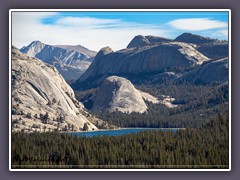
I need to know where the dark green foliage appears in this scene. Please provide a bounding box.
[89,82,228,128]
[75,88,97,109]
[11,110,228,169]
[83,123,89,131]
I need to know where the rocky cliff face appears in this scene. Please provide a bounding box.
[179,57,229,84]
[20,41,97,81]
[91,76,159,114]
[11,47,106,132]
[73,33,229,90]
[174,33,228,60]
[196,42,228,60]
[75,40,209,89]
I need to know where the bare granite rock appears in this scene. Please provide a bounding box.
[76,41,209,89]
[11,46,106,132]
[91,76,160,114]
[95,46,114,59]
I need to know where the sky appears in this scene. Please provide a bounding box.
[11,11,229,51]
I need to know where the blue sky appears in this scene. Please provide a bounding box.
[12,11,229,51]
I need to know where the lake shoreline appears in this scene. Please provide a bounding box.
[68,127,186,137]
[87,127,186,133]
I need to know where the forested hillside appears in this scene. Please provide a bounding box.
[76,81,228,128]
[11,108,228,168]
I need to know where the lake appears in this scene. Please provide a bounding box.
[70,128,182,137]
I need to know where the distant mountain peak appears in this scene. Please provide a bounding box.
[174,33,218,44]
[26,41,45,49]
[30,40,43,45]
[20,40,45,57]
[127,35,150,48]
[95,46,114,59]
[20,41,97,81]
[127,35,172,48]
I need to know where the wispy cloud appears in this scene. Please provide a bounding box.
[54,17,121,28]
[12,13,170,51]
[168,18,228,31]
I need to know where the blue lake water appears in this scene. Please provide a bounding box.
[70,128,181,137]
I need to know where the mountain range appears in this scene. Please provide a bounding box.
[13,32,229,130]
[73,33,228,90]
[20,41,97,82]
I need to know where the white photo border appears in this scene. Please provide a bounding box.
[9,9,231,171]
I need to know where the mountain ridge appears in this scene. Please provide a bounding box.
[74,39,209,90]
[20,41,97,82]
[73,32,228,90]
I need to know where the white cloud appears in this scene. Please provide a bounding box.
[168,18,228,31]
[11,12,170,51]
[55,17,121,27]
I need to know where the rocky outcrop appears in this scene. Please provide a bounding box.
[174,33,228,60]
[91,76,159,114]
[127,35,172,48]
[20,41,97,81]
[145,35,172,44]
[174,33,218,44]
[178,57,229,84]
[11,47,106,132]
[196,42,228,60]
[95,46,114,59]
[127,35,151,48]
[75,41,209,90]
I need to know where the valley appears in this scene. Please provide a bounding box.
[11,31,229,169]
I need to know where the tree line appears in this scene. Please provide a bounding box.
[11,108,228,169]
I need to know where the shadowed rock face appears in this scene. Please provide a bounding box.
[174,33,228,60]
[12,47,106,132]
[174,33,218,44]
[75,41,209,90]
[196,43,228,60]
[20,41,97,81]
[179,57,229,84]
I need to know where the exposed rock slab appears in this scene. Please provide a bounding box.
[76,41,209,89]
[91,76,148,113]
[12,47,106,132]
[179,57,229,84]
